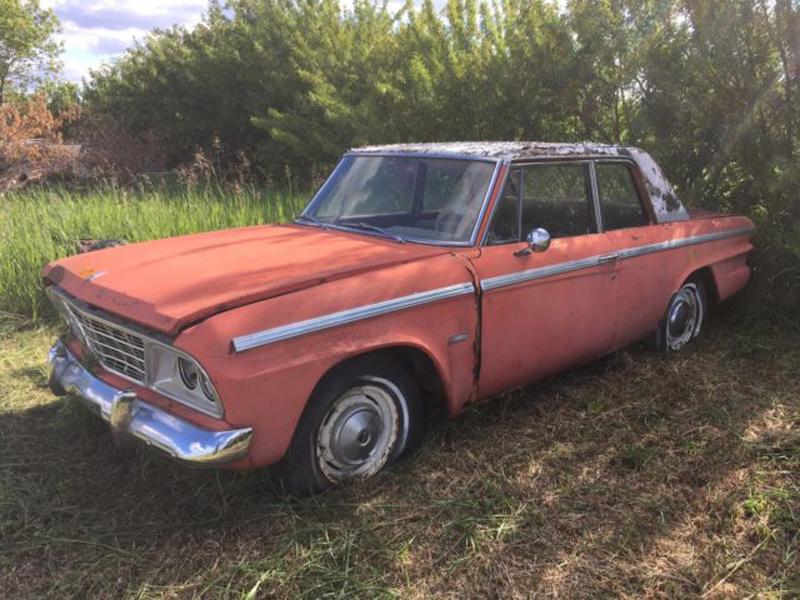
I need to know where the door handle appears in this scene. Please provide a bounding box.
[598,253,621,264]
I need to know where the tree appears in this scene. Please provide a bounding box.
[0,0,62,104]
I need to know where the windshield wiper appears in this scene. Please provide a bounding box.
[294,214,331,229]
[344,222,405,243]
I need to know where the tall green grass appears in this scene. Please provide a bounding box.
[0,185,308,320]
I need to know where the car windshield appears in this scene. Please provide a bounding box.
[300,155,496,244]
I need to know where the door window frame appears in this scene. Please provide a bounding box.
[481,157,655,245]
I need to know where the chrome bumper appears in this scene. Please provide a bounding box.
[48,339,253,467]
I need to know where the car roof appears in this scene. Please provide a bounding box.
[350,141,634,160]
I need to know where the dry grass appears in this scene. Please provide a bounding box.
[1,308,798,599]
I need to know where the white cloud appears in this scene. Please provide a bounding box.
[42,0,207,83]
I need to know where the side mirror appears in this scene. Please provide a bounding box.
[515,227,551,256]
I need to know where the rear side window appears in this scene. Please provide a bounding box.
[521,163,596,238]
[595,162,649,230]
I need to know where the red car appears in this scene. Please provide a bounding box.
[45,142,755,494]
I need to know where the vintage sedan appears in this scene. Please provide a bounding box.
[45,142,755,494]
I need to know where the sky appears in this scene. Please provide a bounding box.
[42,0,210,83]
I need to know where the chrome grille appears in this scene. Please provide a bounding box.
[67,304,147,383]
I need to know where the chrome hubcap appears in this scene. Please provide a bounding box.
[316,380,400,482]
[665,284,701,350]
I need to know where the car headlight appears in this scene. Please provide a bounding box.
[147,345,222,417]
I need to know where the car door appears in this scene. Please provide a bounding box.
[592,159,675,348]
[471,161,622,399]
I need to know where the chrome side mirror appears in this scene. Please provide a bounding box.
[515,227,551,256]
[528,227,551,252]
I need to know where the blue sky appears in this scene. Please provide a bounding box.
[43,0,210,82]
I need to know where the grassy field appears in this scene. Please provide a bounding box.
[1,308,798,598]
[0,186,307,320]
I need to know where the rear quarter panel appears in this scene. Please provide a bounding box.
[607,214,754,348]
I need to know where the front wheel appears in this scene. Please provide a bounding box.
[656,278,707,352]
[272,357,425,497]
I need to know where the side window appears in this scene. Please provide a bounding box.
[521,163,596,238]
[486,169,521,244]
[595,162,649,230]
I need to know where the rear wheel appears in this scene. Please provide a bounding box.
[656,278,707,352]
[272,357,425,497]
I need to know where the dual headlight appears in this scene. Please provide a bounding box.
[146,344,221,417]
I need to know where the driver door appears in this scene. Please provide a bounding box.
[471,161,621,398]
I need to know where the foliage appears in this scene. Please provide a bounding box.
[0,0,61,104]
[37,79,79,116]
[80,1,798,192]
[0,93,80,193]
[0,185,307,319]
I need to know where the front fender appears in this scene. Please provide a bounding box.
[173,253,479,468]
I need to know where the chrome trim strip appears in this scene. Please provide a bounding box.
[588,160,603,233]
[347,150,499,163]
[48,340,252,467]
[481,227,755,292]
[482,255,604,292]
[614,227,755,259]
[468,159,504,246]
[233,282,475,353]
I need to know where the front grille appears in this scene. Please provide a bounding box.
[67,303,147,384]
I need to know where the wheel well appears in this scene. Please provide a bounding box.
[311,346,448,418]
[687,266,720,307]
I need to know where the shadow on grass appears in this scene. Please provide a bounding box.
[1,314,798,598]
[9,366,48,388]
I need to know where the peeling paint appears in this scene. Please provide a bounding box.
[352,142,690,224]
[626,148,689,221]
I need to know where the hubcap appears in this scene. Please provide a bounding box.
[665,285,701,350]
[316,380,401,482]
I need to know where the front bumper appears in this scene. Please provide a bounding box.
[48,339,253,467]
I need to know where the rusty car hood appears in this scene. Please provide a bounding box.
[43,224,449,335]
